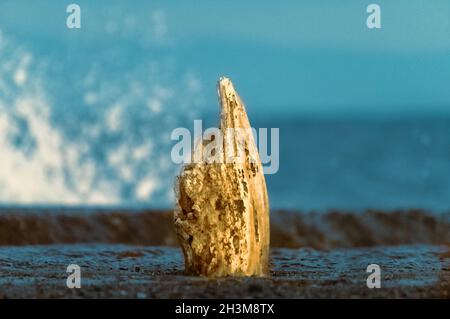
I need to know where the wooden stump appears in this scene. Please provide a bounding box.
[174,77,270,277]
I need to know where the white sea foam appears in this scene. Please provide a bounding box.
[0,28,204,206]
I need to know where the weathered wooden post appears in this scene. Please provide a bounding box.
[174,77,270,277]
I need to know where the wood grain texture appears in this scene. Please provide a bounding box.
[174,77,270,277]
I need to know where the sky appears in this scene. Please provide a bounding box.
[0,0,449,117]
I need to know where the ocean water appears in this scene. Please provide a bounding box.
[0,28,205,207]
[1,12,450,212]
[258,116,450,211]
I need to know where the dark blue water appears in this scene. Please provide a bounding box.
[1,12,450,211]
[257,117,450,211]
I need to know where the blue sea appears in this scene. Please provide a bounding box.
[1,1,450,212]
[259,116,450,211]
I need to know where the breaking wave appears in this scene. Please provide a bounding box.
[0,28,204,206]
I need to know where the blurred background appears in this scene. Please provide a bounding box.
[1,0,450,211]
